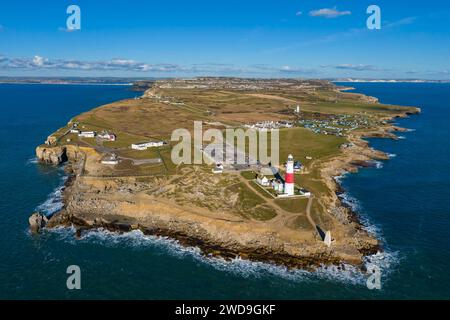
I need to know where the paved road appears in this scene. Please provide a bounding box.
[118,156,162,165]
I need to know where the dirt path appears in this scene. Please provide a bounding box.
[305,195,315,229]
[237,174,318,232]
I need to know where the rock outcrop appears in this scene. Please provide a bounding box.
[36,145,67,165]
[29,212,48,234]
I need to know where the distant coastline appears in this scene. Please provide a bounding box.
[332,78,450,84]
[1,76,449,85]
[0,81,134,86]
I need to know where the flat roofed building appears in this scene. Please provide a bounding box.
[78,131,96,138]
[131,141,165,150]
[101,153,119,165]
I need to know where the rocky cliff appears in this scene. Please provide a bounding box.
[35,145,67,165]
[36,144,86,165]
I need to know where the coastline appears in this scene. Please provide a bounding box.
[0,82,134,86]
[32,82,421,271]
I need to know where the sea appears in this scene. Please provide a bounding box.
[0,82,449,299]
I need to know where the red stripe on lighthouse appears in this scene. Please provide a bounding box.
[285,173,294,184]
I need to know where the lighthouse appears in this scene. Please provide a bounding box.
[284,154,295,196]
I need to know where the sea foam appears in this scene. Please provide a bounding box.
[39,154,399,286]
[26,157,38,165]
[373,161,384,169]
[35,175,67,216]
[47,225,399,287]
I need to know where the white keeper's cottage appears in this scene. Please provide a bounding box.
[256,175,270,187]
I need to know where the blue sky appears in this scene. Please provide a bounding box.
[0,0,449,79]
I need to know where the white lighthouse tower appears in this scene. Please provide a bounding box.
[284,154,295,196]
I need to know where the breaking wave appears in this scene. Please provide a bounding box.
[35,175,67,217]
[373,161,384,169]
[39,153,399,288]
[333,172,349,185]
[397,135,406,140]
[26,157,38,165]
[47,226,399,287]
[334,180,400,284]
[388,153,397,158]
[338,191,361,212]
[337,178,383,238]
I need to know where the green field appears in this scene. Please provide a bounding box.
[47,78,418,224]
[274,198,309,213]
[232,182,277,220]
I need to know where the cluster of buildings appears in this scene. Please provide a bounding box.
[69,123,117,141]
[298,114,374,137]
[145,91,185,106]
[244,120,294,131]
[74,130,117,140]
[152,78,331,92]
[255,155,310,197]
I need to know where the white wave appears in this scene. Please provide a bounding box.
[333,172,349,184]
[26,157,38,165]
[387,153,397,158]
[363,250,401,282]
[46,226,399,287]
[35,175,67,216]
[373,161,383,169]
[338,192,361,212]
[358,214,383,238]
[338,191,384,238]
[42,158,399,287]
[405,128,416,132]
[397,135,406,140]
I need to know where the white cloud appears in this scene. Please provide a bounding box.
[0,55,320,76]
[309,7,351,18]
[295,11,303,16]
[32,55,47,67]
[109,59,137,66]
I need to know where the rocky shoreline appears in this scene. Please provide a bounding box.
[31,152,379,269]
[31,94,420,271]
[46,209,345,270]
[319,110,420,232]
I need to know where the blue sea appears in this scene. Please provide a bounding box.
[0,82,449,299]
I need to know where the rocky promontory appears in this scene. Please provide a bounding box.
[30,78,420,270]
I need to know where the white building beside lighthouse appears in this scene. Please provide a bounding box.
[284,154,295,196]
